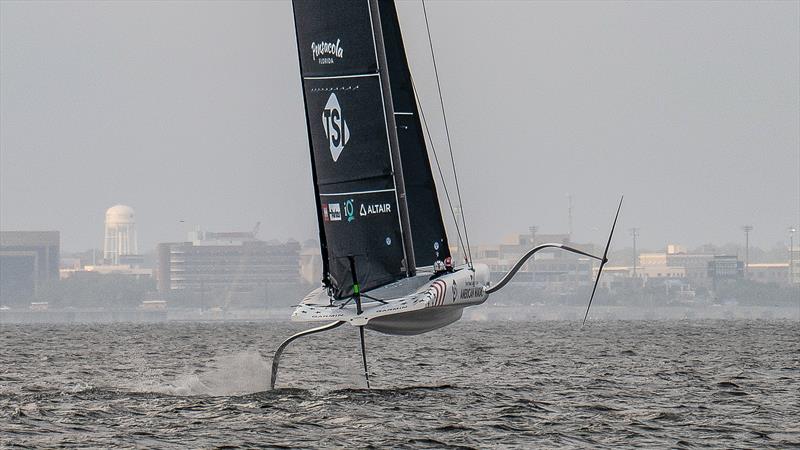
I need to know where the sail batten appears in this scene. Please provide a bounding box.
[319,188,396,197]
[303,73,381,81]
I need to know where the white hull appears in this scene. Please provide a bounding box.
[292,264,490,335]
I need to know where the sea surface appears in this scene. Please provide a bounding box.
[1,320,798,448]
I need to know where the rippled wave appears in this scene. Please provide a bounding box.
[1,320,798,448]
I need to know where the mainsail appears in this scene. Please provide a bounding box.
[292,0,450,298]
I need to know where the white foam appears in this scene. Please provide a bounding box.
[132,351,271,396]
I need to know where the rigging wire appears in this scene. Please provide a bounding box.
[394,0,468,264]
[409,76,468,262]
[421,0,473,268]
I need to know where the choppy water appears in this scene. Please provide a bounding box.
[1,320,798,448]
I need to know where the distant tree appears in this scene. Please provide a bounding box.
[36,273,155,308]
[714,279,799,306]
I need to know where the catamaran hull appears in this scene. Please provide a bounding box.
[292,264,490,336]
[365,305,463,335]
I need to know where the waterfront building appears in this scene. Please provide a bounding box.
[639,252,667,267]
[666,253,715,281]
[82,264,152,279]
[639,245,716,287]
[156,229,302,307]
[0,231,60,304]
[746,263,791,285]
[636,265,687,280]
[707,255,743,280]
[473,229,596,292]
[592,266,634,289]
[791,245,800,285]
[59,257,82,279]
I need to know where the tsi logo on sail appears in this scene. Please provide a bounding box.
[322,93,350,162]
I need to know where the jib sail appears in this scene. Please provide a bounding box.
[292,0,450,298]
[377,1,451,268]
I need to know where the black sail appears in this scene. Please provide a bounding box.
[377,1,451,267]
[292,0,450,298]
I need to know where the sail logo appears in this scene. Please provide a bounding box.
[328,203,341,221]
[344,199,355,222]
[322,93,350,162]
[359,203,392,217]
[311,39,343,65]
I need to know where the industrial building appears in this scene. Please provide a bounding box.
[473,230,596,292]
[156,229,302,307]
[637,246,733,289]
[746,263,791,285]
[0,231,60,305]
[705,255,743,280]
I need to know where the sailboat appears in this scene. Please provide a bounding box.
[271,0,621,389]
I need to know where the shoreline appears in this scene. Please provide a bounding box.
[1,304,797,324]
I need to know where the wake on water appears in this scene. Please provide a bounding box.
[130,351,272,397]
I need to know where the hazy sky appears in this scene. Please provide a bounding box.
[1,0,798,252]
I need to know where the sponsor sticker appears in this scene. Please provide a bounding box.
[359,203,392,217]
[322,93,350,162]
[311,39,343,65]
[328,203,341,221]
[344,199,355,222]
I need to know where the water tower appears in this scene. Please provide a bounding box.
[104,205,138,265]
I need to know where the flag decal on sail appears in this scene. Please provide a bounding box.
[328,203,342,221]
[322,93,350,162]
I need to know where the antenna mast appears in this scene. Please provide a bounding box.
[742,225,753,276]
[629,228,639,279]
[567,194,573,240]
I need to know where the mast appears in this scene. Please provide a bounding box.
[290,9,330,287]
[369,0,416,277]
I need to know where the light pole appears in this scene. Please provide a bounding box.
[790,227,797,283]
[528,226,538,274]
[629,228,639,279]
[567,194,573,241]
[742,225,753,276]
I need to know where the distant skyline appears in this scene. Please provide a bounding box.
[2,1,798,252]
